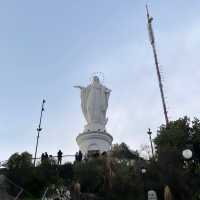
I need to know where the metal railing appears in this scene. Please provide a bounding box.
[0,154,76,168]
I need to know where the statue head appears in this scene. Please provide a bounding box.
[93,76,100,84]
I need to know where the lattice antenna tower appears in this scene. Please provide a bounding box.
[146,5,169,125]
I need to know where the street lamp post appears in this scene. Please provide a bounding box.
[147,128,155,159]
[141,167,147,200]
[183,133,200,167]
[33,99,46,167]
[182,148,193,169]
[182,149,193,160]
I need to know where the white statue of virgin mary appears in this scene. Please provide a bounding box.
[74,76,111,132]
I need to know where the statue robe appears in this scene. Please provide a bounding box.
[80,82,110,126]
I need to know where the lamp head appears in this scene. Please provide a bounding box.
[182,149,193,160]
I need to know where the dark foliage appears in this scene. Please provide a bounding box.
[154,116,200,200]
[4,117,200,199]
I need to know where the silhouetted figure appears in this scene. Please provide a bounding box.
[44,152,48,161]
[57,150,63,165]
[41,153,45,163]
[49,155,54,164]
[94,152,100,158]
[75,152,79,162]
[78,151,83,162]
[102,151,107,157]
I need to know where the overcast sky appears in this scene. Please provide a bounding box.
[0,1,200,162]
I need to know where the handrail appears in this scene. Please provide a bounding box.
[0,154,76,167]
[14,188,24,200]
[41,187,49,200]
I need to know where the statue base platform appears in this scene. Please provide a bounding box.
[83,123,106,133]
[76,131,113,155]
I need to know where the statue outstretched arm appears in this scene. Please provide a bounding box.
[105,88,111,93]
[74,85,85,90]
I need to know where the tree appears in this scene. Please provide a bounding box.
[73,154,144,200]
[110,161,143,200]
[111,143,139,161]
[154,116,200,200]
[6,152,34,198]
[73,158,104,194]
[59,162,74,185]
[7,152,33,170]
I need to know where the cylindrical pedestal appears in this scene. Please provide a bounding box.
[76,131,113,155]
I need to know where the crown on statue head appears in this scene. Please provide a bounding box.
[90,72,105,83]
